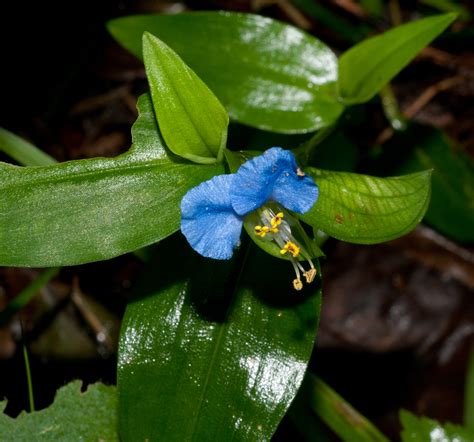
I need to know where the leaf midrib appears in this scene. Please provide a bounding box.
[188,247,251,441]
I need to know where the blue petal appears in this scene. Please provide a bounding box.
[181,174,243,260]
[230,147,318,215]
[272,171,319,214]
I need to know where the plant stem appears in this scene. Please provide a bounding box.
[379,84,407,131]
[22,343,35,412]
[0,127,56,167]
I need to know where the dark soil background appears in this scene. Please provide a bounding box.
[1,1,473,440]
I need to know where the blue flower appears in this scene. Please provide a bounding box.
[180,147,319,289]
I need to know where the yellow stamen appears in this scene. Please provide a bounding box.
[303,268,317,283]
[271,212,284,229]
[280,241,300,258]
[255,225,270,238]
[293,278,303,291]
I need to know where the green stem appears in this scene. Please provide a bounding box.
[22,343,35,412]
[379,84,407,131]
[0,127,56,167]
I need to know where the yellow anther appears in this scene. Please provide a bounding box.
[293,278,303,291]
[271,212,284,228]
[303,268,317,283]
[255,225,270,238]
[280,241,301,258]
[296,168,305,177]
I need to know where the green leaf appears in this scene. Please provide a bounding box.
[396,129,474,242]
[400,410,474,442]
[108,12,344,134]
[296,375,389,442]
[0,381,118,440]
[0,127,56,167]
[338,13,456,104]
[0,94,223,267]
[299,169,432,244]
[118,237,321,441]
[143,32,228,164]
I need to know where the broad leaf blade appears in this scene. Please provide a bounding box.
[118,238,321,441]
[299,169,432,244]
[338,13,456,104]
[0,95,223,267]
[0,381,118,440]
[400,410,474,442]
[143,32,228,164]
[108,12,343,133]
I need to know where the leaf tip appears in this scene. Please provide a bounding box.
[142,30,155,45]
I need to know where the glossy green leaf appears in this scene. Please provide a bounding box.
[400,410,474,442]
[396,129,474,242]
[0,127,56,167]
[118,237,321,441]
[338,13,456,104]
[296,374,389,442]
[0,94,223,267]
[0,381,118,440]
[143,32,228,164]
[108,12,344,134]
[299,169,432,244]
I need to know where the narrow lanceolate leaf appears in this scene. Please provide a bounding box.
[299,169,432,244]
[0,94,223,267]
[400,410,474,442]
[0,127,56,167]
[301,375,389,442]
[143,32,228,164]
[118,237,321,441]
[108,12,344,133]
[0,381,118,440]
[338,13,456,104]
